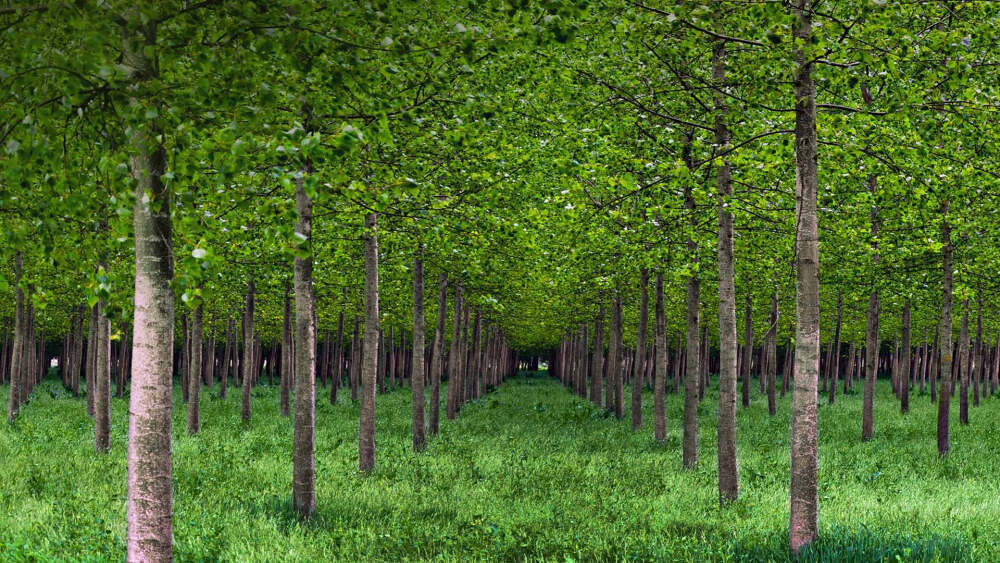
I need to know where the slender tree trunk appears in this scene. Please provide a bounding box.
[862,175,880,442]
[292,175,316,519]
[609,295,625,420]
[632,269,648,430]
[766,294,779,416]
[281,287,292,417]
[6,253,24,422]
[937,205,952,455]
[711,34,738,496]
[789,1,821,552]
[331,308,344,405]
[741,295,752,408]
[241,279,255,422]
[654,274,667,443]
[900,300,911,414]
[124,12,174,559]
[958,302,970,425]
[683,177,700,468]
[220,317,233,399]
[87,304,98,417]
[359,212,379,472]
[591,303,605,407]
[829,291,842,405]
[429,274,446,436]
[350,314,360,401]
[411,247,427,452]
[446,283,463,419]
[186,304,203,435]
[973,297,982,407]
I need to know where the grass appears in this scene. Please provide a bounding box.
[0,370,996,561]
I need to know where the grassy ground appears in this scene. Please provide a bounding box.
[0,371,996,561]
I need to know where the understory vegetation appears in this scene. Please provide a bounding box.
[0,372,990,561]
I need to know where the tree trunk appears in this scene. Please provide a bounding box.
[359,212,379,472]
[281,287,292,417]
[938,204,952,455]
[292,175,316,519]
[591,303,605,407]
[331,308,344,405]
[124,12,174,560]
[446,283,463,419]
[766,294,779,416]
[632,269,648,430]
[741,295,752,408]
[429,274,447,436]
[612,296,625,419]
[958,302,970,425]
[900,300,911,414]
[186,304,203,435]
[683,178,700,468]
[411,247,427,452]
[789,0,821,552]
[654,275,667,442]
[714,34,738,497]
[829,291,842,405]
[6,253,24,422]
[241,279,255,422]
[862,175,880,443]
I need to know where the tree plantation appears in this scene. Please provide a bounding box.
[3,1,1000,561]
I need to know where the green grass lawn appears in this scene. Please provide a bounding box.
[0,372,996,561]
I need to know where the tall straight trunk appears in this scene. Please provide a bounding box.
[220,317,233,399]
[411,247,427,451]
[124,12,174,559]
[87,304,98,417]
[204,315,215,389]
[591,303,605,407]
[612,296,625,419]
[938,204,952,455]
[292,175,317,519]
[741,295,752,408]
[674,334,682,395]
[633,269,648,430]
[460,305,471,406]
[766,294,779,416]
[331,309,345,405]
[186,304,203,435]
[241,279,255,422]
[181,314,189,403]
[607,301,618,410]
[359,212,379,472]
[973,297,982,407]
[446,282,464,419]
[782,338,792,398]
[318,330,329,389]
[72,307,84,397]
[845,341,856,395]
[992,333,999,396]
[654,275,667,442]
[789,0,821,552]
[6,253,24,422]
[958,303,970,425]
[429,274,447,436]
[829,291,842,405]
[861,175,880,442]
[900,300,911,414]
[683,178,700,468]
[473,311,483,400]
[281,287,292,417]
[350,314,360,401]
[713,34,738,501]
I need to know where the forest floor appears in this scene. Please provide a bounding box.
[0,372,996,561]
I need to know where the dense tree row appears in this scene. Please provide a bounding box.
[4,0,1000,558]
